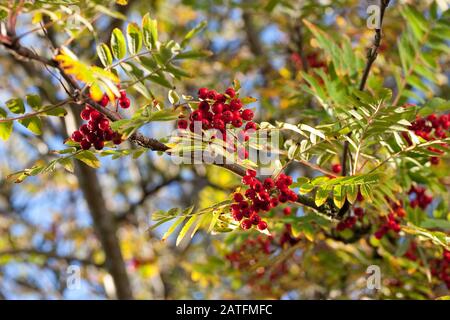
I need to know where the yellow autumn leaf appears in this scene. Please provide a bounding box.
[55,47,120,102]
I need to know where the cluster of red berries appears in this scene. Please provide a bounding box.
[71,88,131,150]
[71,105,122,150]
[177,87,257,159]
[404,241,418,261]
[404,243,450,289]
[98,89,131,109]
[226,231,295,286]
[290,51,326,70]
[226,236,272,266]
[405,111,449,165]
[374,202,406,239]
[230,170,296,231]
[374,185,433,240]
[408,185,433,210]
[336,207,365,231]
[430,250,450,289]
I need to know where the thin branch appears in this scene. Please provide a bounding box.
[358,0,390,91]
[0,99,72,123]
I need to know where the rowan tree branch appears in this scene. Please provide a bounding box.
[0,18,342,218]
[342,0,391,176]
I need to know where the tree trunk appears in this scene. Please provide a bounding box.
[74,162,133,299]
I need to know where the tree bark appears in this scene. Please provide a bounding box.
[74,161,133,299]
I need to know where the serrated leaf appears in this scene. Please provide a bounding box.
[111,28,127,59]
[299,183,314,194]
[142,13,158,49]
[315,186,330,207]
[176,215,198,246]
[59,157,74,173]
[26,94,42,110]
[181,21,207,47]
[162,216,186,242]
[0,121,13,141]
[241,96,257,104]
[75,151,100,169]
[174,50,212,60]
[346,184,357,204]
[168,90,180,105]
[333,185,345,209]
[44,106,67,117]
[19,116,42,135]
[147,74,173,89]
[126,22,143,55]
[97,43,113,67]
[6,98,25,114]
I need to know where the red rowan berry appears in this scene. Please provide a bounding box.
[221,110,233,123]
[112,133,122,145]
[232,119,243,128]
[242,109,254,121]
[217,94,226,103]
[80,139,91,150]
[279,194,288,203]
[246,169,257,177]
[212,102,224,114]
[213,119,225,130]
[80,124,90,135]
[198,87,209,99]
[238,147,248,159]
[233,193,244,202]
[241,219,252,230]
[263,178,275,190]
[80,108,91,121]
[98,118,110,131]
[354,207,364,217]
[89,110,102,122]
[430,157,440,165]
[332,163,342,174]
[94,140,104,150]
[245,189,257,199]
[230,99,242,111]
[71,131,83,142]
[283,207,291,216]
[85,132,97,143]
[191,110,203,121]
[100,94,109,107]
[104,129,114,141]
[250,214,261,225]
[207,90,218,100]
[199,101,210,112]
[177,119,188,129]
[233,211,244,221]
[225,87,236,98]
[257,221,268,230]
[119,97,130,109]
[245,122,257,131]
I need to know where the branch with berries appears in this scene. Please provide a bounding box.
[0,30,344,219]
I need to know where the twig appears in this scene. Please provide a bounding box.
[342,0,391,176]
[0,99,73,123]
